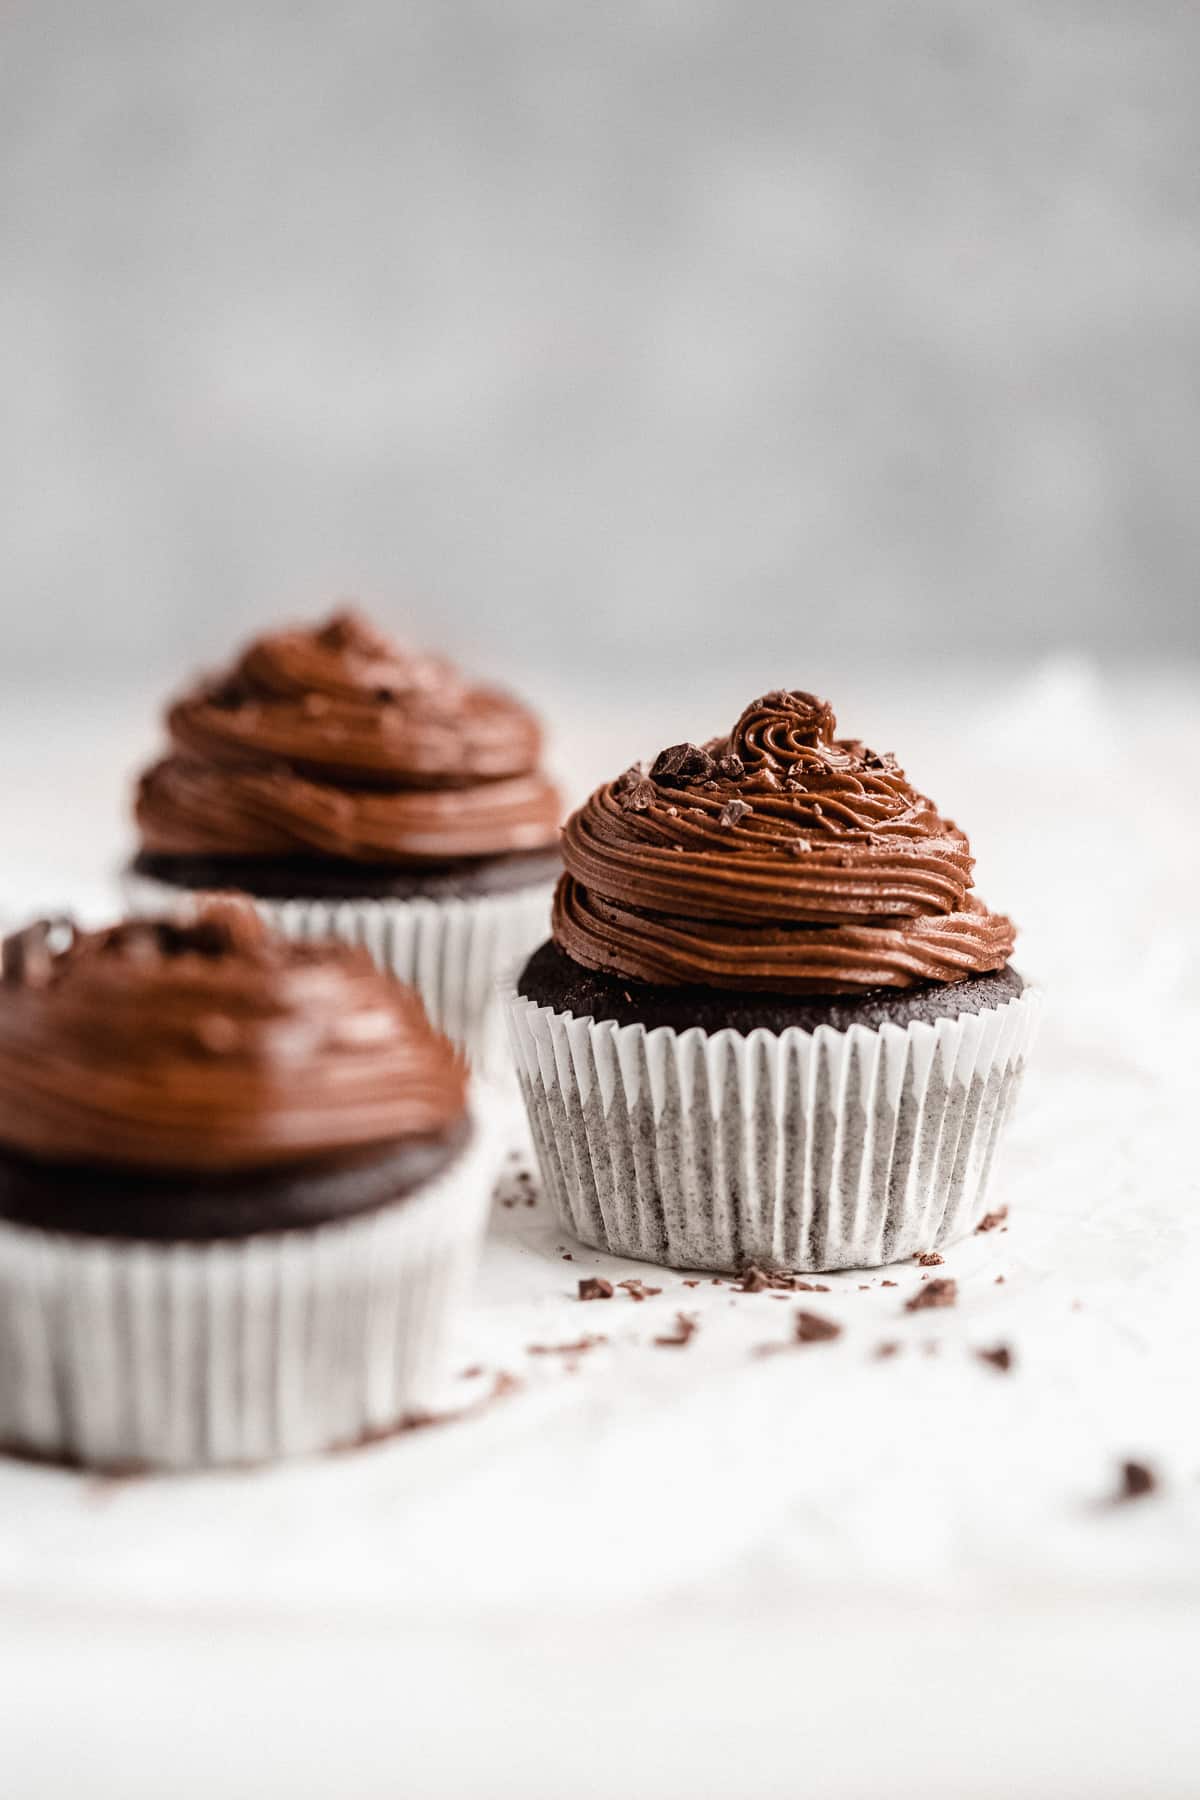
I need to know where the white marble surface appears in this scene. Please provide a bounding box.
[1,661,1199,1798]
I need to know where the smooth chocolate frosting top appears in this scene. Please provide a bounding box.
[0,902,468,1174]
[553,690,1016,993]
[136,608,562,863]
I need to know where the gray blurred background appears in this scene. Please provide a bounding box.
[2,0,1198,689]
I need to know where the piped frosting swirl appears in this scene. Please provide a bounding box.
[0,901,468,1172]
[553,689,1016,993]
[136,608,562,863]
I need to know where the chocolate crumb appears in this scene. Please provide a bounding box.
[874,1341,900,1360]
[650,742,714,785]
[578,1277,613,1301]
[460,1365,484,1379]
[795,1281,830,1293]
[976,1344,1013,1373]
[561,1252,574,1262]
[654,1312,699,1348]
[718,798,753,828]
[994,1275,1006,1285]
[682,1279,701,1288]
[1115,1460,1158,1503]
[527,1336,607,1357]
[711,1277,724,1286]
[794,1310,842,1344]
[736,1265,773,1293]
[905,1277,958,1313]
[881,1280,897,1288]
[976,1207,1009,1234]
[616,778,657,813]
[916,1251,944,1267]
[717,753,745,780]
[618,1278,662,1302]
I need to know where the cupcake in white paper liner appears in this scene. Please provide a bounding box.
[124,607,561,1072]
[505,688,1040,1273]
[505,974,1040,1273]
[0,905,497,1470]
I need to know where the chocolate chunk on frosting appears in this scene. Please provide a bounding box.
[135,607,562,864]
[0,900,468,1174]
[552,688,1016,994]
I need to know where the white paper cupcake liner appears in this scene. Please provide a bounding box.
[0,1109,498,1471]
[125,870,554,1076]
[503,973,1042,1273]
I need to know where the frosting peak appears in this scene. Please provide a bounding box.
[0,902,468,1172]
[136,607,562,863]
[553,689,1016,994]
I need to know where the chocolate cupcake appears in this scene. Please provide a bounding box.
[505,690,1041,1273]
[126,608,562,1070]
[0,903,496,1468]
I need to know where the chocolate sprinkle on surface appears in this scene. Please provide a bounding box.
[618,1278,662,1302]
[795,1310,843,1344]
[578,1277,613,1301]
[527,1336,607,1357]
[976,1344,1014,1373]
[654,1312,699,1348]
[1115,1460,1158,1502]
[905,1277,958,1312]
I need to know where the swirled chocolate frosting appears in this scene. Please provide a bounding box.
[0,902,468,1175]
[136,609,561,864]
[553,690,1016,994]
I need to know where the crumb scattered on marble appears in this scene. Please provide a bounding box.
[874,1341,900,1360]
[1114,1460,1158,1503]
[976,1344,1013,1373]
[906,1278,957,1313]
[618,1278,662,1302]
[527,1336,608,1357]
[916,1251,944,1267]
[976,1207,1009,1234]
[578,1277,613,1301]
[654,1312,699,1348]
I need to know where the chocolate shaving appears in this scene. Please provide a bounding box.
[616,778,657,813]
[650,742,714,785]
[578,1277,613,1301]
[905,1277,957,1312]
[976,1344,1013,1373]
[527,1336,607,1357]
[654,1312,698,1348]
[975,1207,1009,1234]
[1115,1460,1158,1503]
[718,798,752,828]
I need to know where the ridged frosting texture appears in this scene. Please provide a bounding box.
[136,608,561,863]
[554,690,1016,993]
[0,902,468,1172]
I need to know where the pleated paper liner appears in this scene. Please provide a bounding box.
[125,871,554,1077]
[0,1105,499,1471]
[504,972,1041,1273]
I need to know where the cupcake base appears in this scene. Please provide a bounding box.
[0,1115,497,1471]
[519,939,1026,1034]
[504,961,1041,1274]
